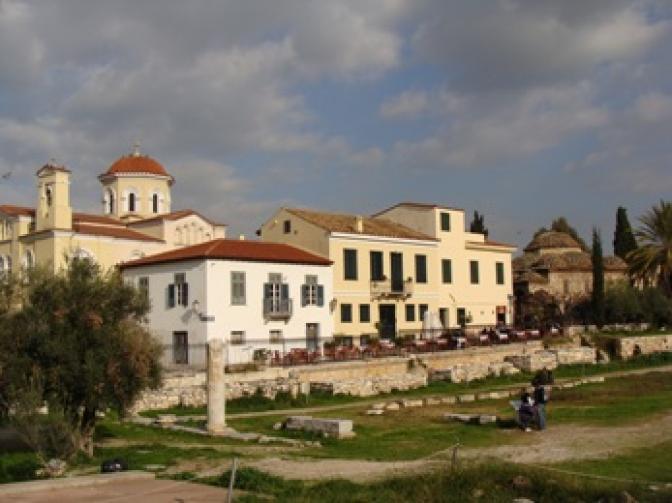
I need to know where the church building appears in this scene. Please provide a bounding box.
[0,146,226,273]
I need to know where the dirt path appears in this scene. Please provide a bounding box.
[243,411,672,483]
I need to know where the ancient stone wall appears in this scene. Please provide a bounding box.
[617,334,672,359]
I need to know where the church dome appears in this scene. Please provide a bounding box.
[100,144,174,183]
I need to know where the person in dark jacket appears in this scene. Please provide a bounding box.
[532,379,551,430]
[518,392,535,432]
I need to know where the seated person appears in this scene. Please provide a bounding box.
[518,392,536,432]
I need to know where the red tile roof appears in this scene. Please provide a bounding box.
[101,154,173,180]
[120,239,332,269]
[128,209,226,227]
[72,222,164,242]
[372,201,465,217]
[73,213,121,225]
[285,208,436,241]
[0,204,34,217]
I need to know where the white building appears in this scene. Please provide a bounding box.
[120,239,333,367]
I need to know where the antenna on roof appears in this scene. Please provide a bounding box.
[132,140,141,157]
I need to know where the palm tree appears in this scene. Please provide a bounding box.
[627,200,672,296]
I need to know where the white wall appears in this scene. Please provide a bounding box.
[123,258,333,366]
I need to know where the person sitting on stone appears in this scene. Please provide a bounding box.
[518,392,535,432]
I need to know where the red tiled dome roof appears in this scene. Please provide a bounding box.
[104,153,171,178]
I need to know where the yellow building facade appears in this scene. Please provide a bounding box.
[0,148,226,274]
[259,203,515,344]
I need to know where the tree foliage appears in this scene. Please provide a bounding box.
[591,228,605,328]
[0,259,162,459]
[534,217,588,250]
[612,206,637,260]
[628,200,672,296]
[469,211,489,237]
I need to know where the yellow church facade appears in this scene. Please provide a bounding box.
[0,147,226,274]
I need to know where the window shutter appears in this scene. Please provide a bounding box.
[168,284,175,308]
[301,285,308,306]
[281,283,289,300]
[181,283,189,306]
[263,283,272,299]
[317,285,324,306]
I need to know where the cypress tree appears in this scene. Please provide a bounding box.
[470,211,489,237]
[591,228,605,327]
[613,206,637,260]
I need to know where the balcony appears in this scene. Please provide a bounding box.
[370,277,413,299]
[264,297,293,319]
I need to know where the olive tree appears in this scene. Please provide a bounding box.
[0,259,162,459]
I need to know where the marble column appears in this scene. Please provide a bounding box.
[207,339,226,434]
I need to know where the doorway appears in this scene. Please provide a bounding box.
[306,323,319,352]
[457,308,467,328]
[173,331,188,365]
[378,304,396,339]
[439,308,449,328]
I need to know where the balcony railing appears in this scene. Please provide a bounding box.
[263,297,292,319]
[370,277,413,298]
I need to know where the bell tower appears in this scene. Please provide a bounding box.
[36,162,73,231]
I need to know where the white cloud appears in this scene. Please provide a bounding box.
[393,83,608,167]
[380,91,429,119]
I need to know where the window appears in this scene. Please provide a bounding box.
[264,273,290,316]
[105,189,115,214]
[470,260,479,284]
[168,273,189,308]
[496,262,505,285]
[128,192,136,212]
[173,331,188,364]
[138,276,149,301]
[230,331,245,345]
[370,251,384,281]
[152,193,159,213]
[341,304,353,323]
[22,250,34,270]
[344,249,358,280]
[359,304,371,323]
[440,212,451,231]
[442,259,452,284]
[45,186,52,206]
[419,304,429,322]
[231,271,246,305]
[301,274,324,306]
[405,304,415,322]
[269,329,283,343]
[415,254,427,283]
[283,220,291,233]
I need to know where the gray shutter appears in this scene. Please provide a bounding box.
[263,283,272,299]
[317,285,324,306]
[181,283,189,306]
[281,283,289,300]
[167,284,175,308]
[301,285,308,306]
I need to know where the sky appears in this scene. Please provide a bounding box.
[0,0,671,253]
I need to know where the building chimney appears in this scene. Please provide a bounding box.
[239,234,245,240]
[355,215,364,233]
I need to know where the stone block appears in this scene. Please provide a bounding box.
[478,415,498,424]
[440,396,457,404]
[284,416,354,439]
[371,402,387,410]
[444,413,477,423]
[423,397,441,406]
[458,394,476,403]
[385,402,400,410]
[365,409,384,416]
[400,399,424,408]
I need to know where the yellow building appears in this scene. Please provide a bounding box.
[259,202,515,344]
[0,147,226,274]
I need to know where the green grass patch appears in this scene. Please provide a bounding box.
[0,451,41,484]
[192,463,670,503]
[553,440,672,484]
[89,443,236,471]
